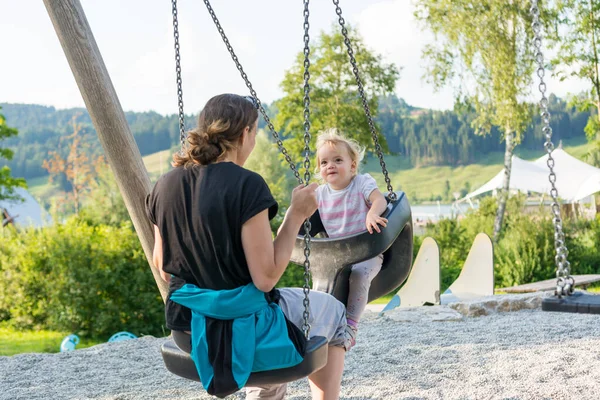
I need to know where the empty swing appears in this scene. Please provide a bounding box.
[528,0,600,313]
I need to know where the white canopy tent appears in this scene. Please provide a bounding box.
[533,148,600,203]
[460,155,551,202]
[459,149,600,204]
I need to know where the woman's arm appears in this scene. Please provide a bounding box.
[242,209,304,292]
[152,225,171,283]
[242,183,318,292]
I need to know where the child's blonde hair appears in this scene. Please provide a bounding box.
[315,128,365,176]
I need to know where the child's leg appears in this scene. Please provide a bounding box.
[346,255,384,323]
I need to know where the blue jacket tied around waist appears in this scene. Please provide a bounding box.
[170,283,305,397]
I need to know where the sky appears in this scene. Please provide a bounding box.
[0,0,589,117]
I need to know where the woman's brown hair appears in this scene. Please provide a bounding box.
[172,94,259,167]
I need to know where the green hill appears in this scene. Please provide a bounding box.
[27,137,593,206]
[364,137,592,203]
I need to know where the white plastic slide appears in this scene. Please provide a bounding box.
[440,232,494,304]
[380,237,440,314]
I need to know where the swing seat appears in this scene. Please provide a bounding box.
[160,334,328,386]
[542,291,600,314]
[291,191,413,305]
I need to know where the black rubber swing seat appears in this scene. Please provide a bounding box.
[161,335,328,386]
[290,191,413,305]
[160,193,412,386]
[160,193,411,385]
[542,291,600,314]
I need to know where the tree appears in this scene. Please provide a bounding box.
[415,0,538,241]
[550,0,600,165]
[443,179,451,201]
[244,130,308,288]
[79,156,130,226]
[42,117,100,216]
[274,24,400,161]
[245,130,296,232]
[0,107,26,203]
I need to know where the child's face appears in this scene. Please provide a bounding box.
[318,142,356,190]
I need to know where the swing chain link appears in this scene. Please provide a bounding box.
[171,0,186,149]
[202,0,304,185]
[202,0,313,337]
[531,1,574,297]
[301,0,313,339]
[332,0,397,202]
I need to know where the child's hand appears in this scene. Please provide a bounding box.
[366,212,388,234]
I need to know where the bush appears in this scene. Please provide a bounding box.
[0,218,164,339]
[422,218,470,291]
[563,217,600,276]
[494,216,555,287]
[421,195,600,290]
[277,263,307,289]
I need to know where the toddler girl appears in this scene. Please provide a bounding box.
[315,129,388,351]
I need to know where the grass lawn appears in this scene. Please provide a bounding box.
[0,324,103,356]
[141,148,174,178]
[369,293,395,305]
[26,175,62,201]
[585,284,600,293]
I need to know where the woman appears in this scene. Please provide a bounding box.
[146,93,347,400]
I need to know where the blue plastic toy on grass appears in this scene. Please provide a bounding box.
[60,334,80,352]
[108,331,137,343]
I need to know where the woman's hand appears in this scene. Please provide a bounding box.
[288,182,319,221]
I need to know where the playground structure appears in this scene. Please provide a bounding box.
[379,233,494,314]
[43,0,415,388]
[41,0,600,395]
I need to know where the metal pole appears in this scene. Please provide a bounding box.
[43,0,168,301]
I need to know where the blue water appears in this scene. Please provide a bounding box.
[411,203,476,223]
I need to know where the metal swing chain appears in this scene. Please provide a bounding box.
[201,0,304,185]
[171,0,186,148]
[531,1,574,297]
[200,0,313,336]
[332,0,397,202]
[300,0,313,339]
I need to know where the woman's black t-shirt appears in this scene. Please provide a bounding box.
[146,162,278,331]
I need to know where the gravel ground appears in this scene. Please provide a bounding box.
[2,305,600,400]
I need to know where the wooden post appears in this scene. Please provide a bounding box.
[43,0,168,301]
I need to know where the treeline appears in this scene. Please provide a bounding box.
[0,103,197,179]
[0,96,590,181]
[379,94,590,166]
